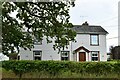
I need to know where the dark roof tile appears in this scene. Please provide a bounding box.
[72,25,108,35]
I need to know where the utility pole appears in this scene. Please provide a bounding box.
[118,1,120,46]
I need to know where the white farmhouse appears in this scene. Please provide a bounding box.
[19,22,108,61]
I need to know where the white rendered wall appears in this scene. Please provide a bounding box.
[71,34,107,61]
[20,48,33,60]
[20,34,107,61]
[20,36,72,61]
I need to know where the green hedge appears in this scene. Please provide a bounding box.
[2,60,120,78]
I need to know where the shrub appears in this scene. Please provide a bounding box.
[2,60,120,78]
[2,60,35,78]
[85,62,114,75]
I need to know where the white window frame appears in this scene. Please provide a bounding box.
[90,34,99,46]
[91,51,99,61]
[61,51,69,61]
[33,50,42,60]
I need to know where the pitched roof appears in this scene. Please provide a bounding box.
[74,46,90,53]
[72,22,108,35]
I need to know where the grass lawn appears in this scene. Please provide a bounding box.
[2,68,120,79]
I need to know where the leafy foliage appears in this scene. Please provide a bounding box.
[7,53,18,60]
[2,1,76,55]
[110,46,120,59]
[2,60,120,78]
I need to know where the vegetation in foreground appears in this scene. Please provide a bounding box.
[2,68,120,79]
[1,60,120,79]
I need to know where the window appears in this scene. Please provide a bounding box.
[33,51,42,60]
[61,51,69,61]
[90,34,99,46]
[91,51,99,61]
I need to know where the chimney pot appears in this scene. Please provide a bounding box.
[82,21,89,26]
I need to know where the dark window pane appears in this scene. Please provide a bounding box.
[33,51,41,55]
[61,51,69,56]
[62,52,68,56]
[92,57,98,61]
[35,52,40,55]
[92,54,98,56]
[61,51,69,61]
[34,57,41,60]
[65,53,68,56]
[61,57,69,60]
[33,51,42,60]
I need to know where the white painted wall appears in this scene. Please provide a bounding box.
[20,33,107,61]
[71,34,107,61]
[20,48,33,60]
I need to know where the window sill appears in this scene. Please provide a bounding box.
[90,44,99,46]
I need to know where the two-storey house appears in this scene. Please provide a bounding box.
[19,22,108,61]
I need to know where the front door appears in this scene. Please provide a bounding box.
[79,52,86,61]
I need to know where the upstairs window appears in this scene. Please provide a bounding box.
[61,51,69,61]
[33,51,42,60]
[90,34,99,46]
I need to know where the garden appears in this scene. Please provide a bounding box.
[1,60,120,80]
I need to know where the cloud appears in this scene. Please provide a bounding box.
[69,0,119,25]
[69,0,120,52]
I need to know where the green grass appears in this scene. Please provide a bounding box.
[0,62,2,79]
[2,68,120,78]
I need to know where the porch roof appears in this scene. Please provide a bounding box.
[74,46,90,53]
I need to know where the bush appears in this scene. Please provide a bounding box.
[2,60,35,78]
[85,62,113,75]
[2,60,120,78]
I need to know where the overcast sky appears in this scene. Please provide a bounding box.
[69,0,120,52]
[9,0,120,52]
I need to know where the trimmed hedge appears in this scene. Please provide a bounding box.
[2,60,120,78]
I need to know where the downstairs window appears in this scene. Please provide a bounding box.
[91,51,99,61]
[61,51,69,61]
[33,50,42,60]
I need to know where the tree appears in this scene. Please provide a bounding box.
[110,46,120,59]
[2,1,76,55]
[0,1,2,52]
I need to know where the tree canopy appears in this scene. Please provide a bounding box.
[110,46,120,59]
[2,1,76,55]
